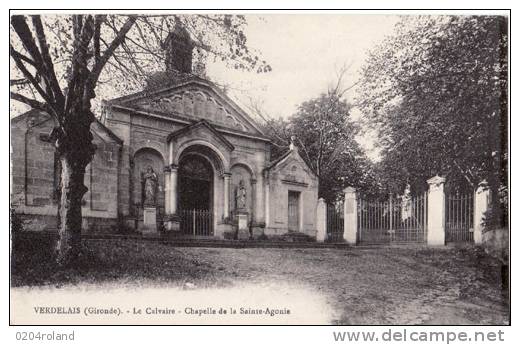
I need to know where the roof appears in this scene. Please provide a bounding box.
[266,149,292,169]
[266,146,317,178]
[93,118,123,145]
[11,109,123,145]
[108,71,202,105]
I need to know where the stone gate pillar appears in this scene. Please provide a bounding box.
[427,175,446,245]
[316,198,327,242]
[343,187,358,244]
[474,181,490,244]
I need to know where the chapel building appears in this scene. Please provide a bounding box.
[10,24,319,239]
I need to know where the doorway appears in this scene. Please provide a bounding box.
[179,154,213,236]
[288,191,300,232]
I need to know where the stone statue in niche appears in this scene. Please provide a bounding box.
[142,166,158,207]
[235,179,247,211]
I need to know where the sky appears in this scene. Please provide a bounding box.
[205,14,401,159]
[209,14,399,118]
[10,14,401,161]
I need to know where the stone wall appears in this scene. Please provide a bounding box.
[227,135,269,225]
[11,111,56,210]
[11,111,121,232]
[482,228,509,264]
[104,108,184,221]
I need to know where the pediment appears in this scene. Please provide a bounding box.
[277,156,306,175]
[113,79,265,137]
[269,149,317,180]
[167,120,234,152]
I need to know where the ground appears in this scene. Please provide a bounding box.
[11,235,509,325]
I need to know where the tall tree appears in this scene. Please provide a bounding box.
[358,16,508,224]
[260,90,378,201]
[10,14,270,264]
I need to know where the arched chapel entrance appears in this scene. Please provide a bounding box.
[165,138,232,237]
[178,153,214,236]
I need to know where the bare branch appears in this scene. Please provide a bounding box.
[65,15,96,114]
[31,15,65,109]
[295,135,315,172]
[329,61,358,98]
[10,78,30,86]
[93,15,103,65]
[89,15,137,85]
[10,44,58,118]
[130,21,165,64]
[9,47,37,67]
[10,91,48,111]
[244,97,290,146]
[137,17,165,47]
[10,15,46,70]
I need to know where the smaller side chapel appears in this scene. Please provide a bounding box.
[10,24,319,239]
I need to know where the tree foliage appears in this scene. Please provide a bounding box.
[261,90,378,202]
[357,16,508,219]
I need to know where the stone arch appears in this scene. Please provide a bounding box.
[132,141,167,165]
[178,150,219,180]
[230,162,257,180]
[174,139,229,174]
[230,164,254,215]
[132,147,165,212]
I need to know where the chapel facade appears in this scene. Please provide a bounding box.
[10,24,319,239]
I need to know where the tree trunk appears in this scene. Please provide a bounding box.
[55,155,89,265]
[54,106,96,266]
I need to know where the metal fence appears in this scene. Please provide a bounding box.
[445,192,474,242]
[358,193,427,244]
[326,202,344,242]
[180,209,213,236]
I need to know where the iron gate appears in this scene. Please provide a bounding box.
[445,192,474,242]
[180,209,213,236]
[358,193,427,244]
[326,202,344,242]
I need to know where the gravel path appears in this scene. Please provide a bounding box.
[12,239,509,325]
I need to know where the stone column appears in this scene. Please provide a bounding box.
[164,164,180,231]
[343,187,358,244]
[473,181,490,244]
[250,179,257,222]
[170,164,178,215]
[427,175,446,246]
[255,173,264,224]
[168,141,174,166]
[265,179,270,227]
[316,198,327,242]
[163,166,171,215]
[223,173,231,219]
